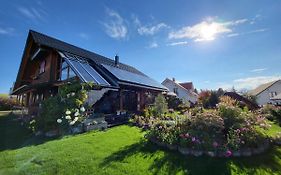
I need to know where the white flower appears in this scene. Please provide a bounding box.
[65,110,71,115]
[65,115,71,120]
[57,119,62,123]
[69,120,76,125]
[74,112,79,116]
[71,92,75,96]
[67,94,70,98]
[80,107,85,112]
[74,117,79,122]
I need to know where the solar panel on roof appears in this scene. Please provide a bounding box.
[102,64,166,90]
[60,52,111,86]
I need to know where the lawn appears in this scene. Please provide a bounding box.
[0,112,281,175]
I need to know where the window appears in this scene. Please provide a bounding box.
[173,87,178,95]
[60,60,77,81]
[39,60,46,74]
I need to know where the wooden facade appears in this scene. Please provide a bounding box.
[12,30,167,116]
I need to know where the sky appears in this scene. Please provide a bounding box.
[0,0,281,93]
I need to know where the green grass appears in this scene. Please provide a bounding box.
[0,113,281,175]
[0,94,8,98]
[266,121,281,137]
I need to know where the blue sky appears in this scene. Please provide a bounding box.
[0,0,281,93]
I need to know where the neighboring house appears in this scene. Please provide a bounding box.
[270,93,281,106]
[161,78,198,104]
[11,30,167,115]
[248,80,281,106]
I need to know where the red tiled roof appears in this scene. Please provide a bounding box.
[179,82,194,90]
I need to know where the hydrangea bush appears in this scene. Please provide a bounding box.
[36,81,94,133]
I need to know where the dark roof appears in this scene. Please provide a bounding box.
[224,92,260,110]
[29,30,166,91]
[179,82,194,90]
[30,30,145,76]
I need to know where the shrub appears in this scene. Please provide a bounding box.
[36,81,93,133]
[0,97,21,111]
[271,108,281,126]
[153,94,168,117]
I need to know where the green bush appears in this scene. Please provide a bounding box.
[36,81,93,132]
[153,94,168,117]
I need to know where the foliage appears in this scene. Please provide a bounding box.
[145,94,270,153]
[0,97,21,111]
[270,108,281,126]
[153,94,168,117]
[36,81,93,132]
[198,89,225,109]
[166,96,183,110]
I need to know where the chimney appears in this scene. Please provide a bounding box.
[172,77,175,82]
[115,55,119,66]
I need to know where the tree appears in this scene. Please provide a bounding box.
[154,94,168,117]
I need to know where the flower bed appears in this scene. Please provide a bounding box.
[144,96,271,158]
[149,137,270,157]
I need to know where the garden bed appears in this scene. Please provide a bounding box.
[149,137,271,157]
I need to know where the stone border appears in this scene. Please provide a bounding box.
[149,137,271,157]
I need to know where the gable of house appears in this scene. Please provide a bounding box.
[161,78,198,103]
[249,80,281,105]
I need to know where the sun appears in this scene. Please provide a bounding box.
[199,22,218,41]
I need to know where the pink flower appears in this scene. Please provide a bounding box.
[225,150,232,157]
[212,141,218,148]
[185,133,190,138]
[179,134,185,138]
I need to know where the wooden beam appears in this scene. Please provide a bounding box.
[119,89,123,111]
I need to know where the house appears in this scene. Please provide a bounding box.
[161,78,198,104]
[11,30,167,115]
[248,79,281,106]
[270,93,281,106]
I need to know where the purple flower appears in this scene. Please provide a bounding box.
[225,150,232,157]
[191,137,196,142]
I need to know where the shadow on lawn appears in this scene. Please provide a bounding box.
[0,112,57,151]
[100,139,281,175]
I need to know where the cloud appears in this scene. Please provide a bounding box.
[138,23,168,35]
[250,14,262,24]
[250,68,267,73]
[166,41,188,46]
[147,41,158,48]
[17,6,46,22]
[224,18,248,26]
[247,28,268,34]
[0,27,15,35]
[169,20,231,42]
[132,16,169,36]
[168,18,250,42]
[218,75,281,90]
[78,33,90,40]
[227,33,240,37]
[103,8,127,39]
[226,28,268,38]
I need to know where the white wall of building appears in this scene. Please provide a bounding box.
[256,80,281,106]
[162,80,198,104]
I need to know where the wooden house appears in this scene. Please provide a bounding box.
[11,30,167,115]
